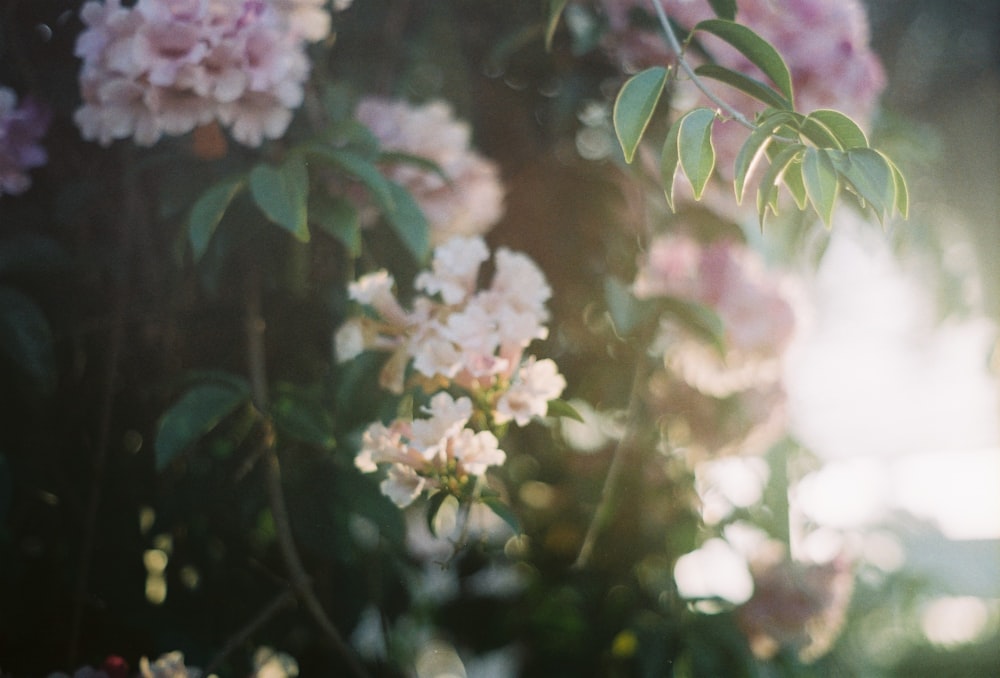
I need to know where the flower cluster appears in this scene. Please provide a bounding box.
[354,97,505,245]
[74,0,318,148]
[338,236,565,505]
[634,234,798,458]
[0,87,50,197]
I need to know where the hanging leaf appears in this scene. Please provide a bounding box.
[694,64,790,110]
[272,384,336,451]
[801,147,840,227]
[677,108,717,200]
[310,194,361,257]
[545,0,569,51]
[613,66,669,163]
[692,19,794,105]
[249,156,310,242]
[805,109,869,149]
[733,110,794,203]
[888,157,910,219]
[832,148,895,223]
[383,181,431,262]
[546,398,585,423]
[426,491,452,537]
[707,0,737,20]
[482,495,521,535]
[155,378,251,471]
[0,286,56,397]
[188,175,246,261]
[757,143,804,228]
[660,116,683,210]
[304,144,396,213]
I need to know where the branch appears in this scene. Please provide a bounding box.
[244,272,369,678]
[647,0,757,131]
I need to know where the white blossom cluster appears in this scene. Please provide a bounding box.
[73,0,336,148]
[355,97,505,245]
[337,236,566,506]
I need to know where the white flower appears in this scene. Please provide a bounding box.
[252,646,299,678]
[494,357,566,426]
[451,428,505,476]
[414,236,490,305]
[349,270,409,326]
[381,464,426,508]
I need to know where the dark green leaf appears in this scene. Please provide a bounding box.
[310,194,361,257]
[757,143,804,228]
[545,0,569,51]
[692,19,794,105]
[546,398,584,423]
[188,176,246,261]
[806,109,869,149]
[426,491,451,537]
[802,147,840,227]
[694,64,790,110]
[707,0,737,20]
[613,66,669,163]
[660,116,683,210]
[383,181,430,262]
[249,156,309,242]
[677,108,717,200]
[155,379,251,471]
[0,286,56,396]
[304,144,396,212]
[482,495,521,535]
[0,233,70,279]
[272,386,336,451]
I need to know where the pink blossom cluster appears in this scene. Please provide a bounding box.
[356,392,507,507]
[0,87,50,197]
[355,97,505,245]
[634,234,797,458]
[73,0,319,148]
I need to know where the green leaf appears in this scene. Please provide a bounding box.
[272,384,336,451]
[781,155,808,210]
[426,491,452,537]
[384,181,431,262]
[694,64,790,110]
[378,151,450,185]
[546,398,584,423]
[188,176,246,261]
[310,194,361,257]
[0,286,56,396]
[707,0,737,20]
[155,379,251,471]
[482,495,521,535]
[0,233,70,279]
[660,116,683,210]
[692,19,794,105]
[545,0,569,51]
[604,276,654,336]
[733,114,785,203]
[801,147,840,227]
[806,109,869,149]
[835,148,895,223]
[757,143,804,228]
[249,156,310,242]
[660,298,726,356]
[613,66,669,163]
[798,116,842,150]
[677,108,717,200]
[888,157,910,219]
[304,144,396,213]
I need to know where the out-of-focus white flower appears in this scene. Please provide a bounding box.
[495,357,567,426]
[354,97,505,245]
[0,87,50,197]
[415,235,490,305]
[251,646,298,678]
[74,0,312,147]
[139,652,201,678]
[271,0,332,42]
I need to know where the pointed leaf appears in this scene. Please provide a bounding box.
[692,19,794,105]
[678,108,717,200]
[806,110,869,149]
[250,156,309,242]
[660,116,683,210]
[798,116,842,150]
[0,286,56,396]
[887,158,910,219]
[546,398,584,423]
[189,176,246,261]
[757,144,804,228]
[384,181,430,262]
[832,148,894,223]
[155,379,251,470]
[707,0,737,20]
[613,66,668,163]
[694,64,790,110]
[482,495,521,535]
[304,144,396,213]
[426,491,451,537]
[545,0,569,51]
[310,194,361,257]
[781,155,808,210]
[802,147,840,227]
[733,120,778,203]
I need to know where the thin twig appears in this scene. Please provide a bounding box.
[572,358,647,570]
[243,272,369,678]
[648,0,757,131]
[203,586,298,675]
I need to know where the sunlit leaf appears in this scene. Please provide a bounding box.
[155,378,251,470]
[546,398,584,423]
[831,148,895,223]
[0,286,56,396]
[678,108,717,200]
[802,147,840,227]
[757,143,804,228]
[613,66,669,163]
[249,156,309,242]
[733,112,790,203]
[189,175,246,261]
[888,157,910,219]
[692,19,794,105]
[707,0,737,20]
[660,116,683,210]
[694,64,790,110]
[806,109,869,149]
[545,0,569,51]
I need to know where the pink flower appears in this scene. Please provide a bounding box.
[74,0,311,147]
[0,87,51,197]
[354,97,506,245]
